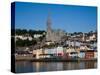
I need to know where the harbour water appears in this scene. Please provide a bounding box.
[15,61,97,73]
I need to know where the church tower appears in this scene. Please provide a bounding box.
[46,13,52,41]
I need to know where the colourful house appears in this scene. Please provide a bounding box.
[78,50,85,58]
[85,50,94,59]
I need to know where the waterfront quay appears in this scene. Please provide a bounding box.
[15,45,97,61]
[15,56,97,62]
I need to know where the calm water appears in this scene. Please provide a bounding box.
[15,61,97,73]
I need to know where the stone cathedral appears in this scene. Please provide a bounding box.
[46,14,65,43]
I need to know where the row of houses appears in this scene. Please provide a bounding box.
[15,34,44,41]
[67,32,97,42]
[32,46,97,59]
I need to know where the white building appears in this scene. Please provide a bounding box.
[15,35,33,41]
[34,34,43,38]
[89,34,96,41]
[44,46,64,56]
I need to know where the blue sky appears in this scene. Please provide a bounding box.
[15,2,97,33]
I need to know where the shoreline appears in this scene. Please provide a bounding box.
[15,58,97,62]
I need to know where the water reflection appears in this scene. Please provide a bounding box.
[15,61,97,73]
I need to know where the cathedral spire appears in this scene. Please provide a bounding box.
[47,12,52,30]
[46,12,52,41]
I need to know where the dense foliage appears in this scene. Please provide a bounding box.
[15,29,46,47]
[16,38,37,47]
[16,29,46,36]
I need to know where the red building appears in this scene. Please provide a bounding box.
[85,50,94,59]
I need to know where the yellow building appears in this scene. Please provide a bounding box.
[32,48,43,59]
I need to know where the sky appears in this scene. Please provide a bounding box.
[15,2,97,33]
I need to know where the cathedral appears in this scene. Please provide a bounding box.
[46,14,65,43]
